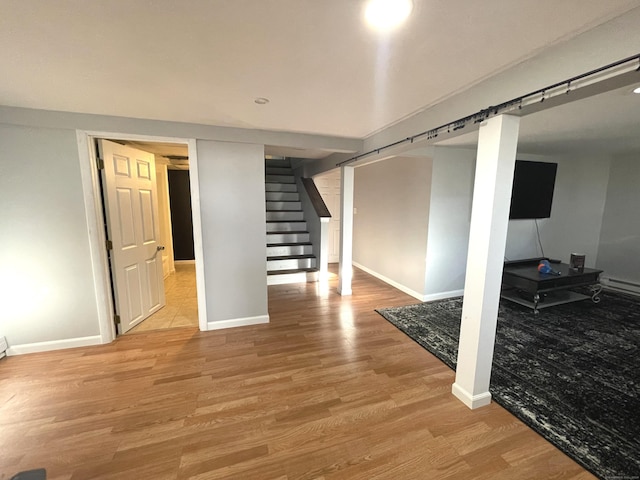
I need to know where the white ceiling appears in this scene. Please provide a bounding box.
[1,0,639,149]
[437,84,640,156]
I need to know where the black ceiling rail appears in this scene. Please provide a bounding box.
[337,53,640,167]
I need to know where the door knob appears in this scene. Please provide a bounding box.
[157,245,165,251]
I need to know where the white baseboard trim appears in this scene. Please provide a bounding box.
[601,275,640,296]
[353,262,462,302]
[6,335,103,356]
[207,315,269,331]
[353,262,424,301]
[424,289,465,302]
[267,271,318,286]
[451,382,492,409]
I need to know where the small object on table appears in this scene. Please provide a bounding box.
[538,259,561,275]
[570,253,586,273]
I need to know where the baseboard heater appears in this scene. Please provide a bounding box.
[601,276,640,296]
[0,336,7,360]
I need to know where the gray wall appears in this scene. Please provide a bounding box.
[0,124,100,345]
[596,153,640,284]
[506,154,610,267]
[196,140,268,323]
[353,155,432,297]
[0,107,293,351]
[424,147,475,297]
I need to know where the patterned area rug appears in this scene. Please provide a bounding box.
[376,291,640,479]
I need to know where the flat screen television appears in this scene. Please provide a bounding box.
[509,160,557,219]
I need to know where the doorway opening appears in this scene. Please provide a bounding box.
[81,132,206,342]
[313,168,341,264]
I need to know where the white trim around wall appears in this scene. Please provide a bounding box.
[76,131,117,343]
[353,262,424,300]
[76,131,209,345]
[186,139,209,332]
[423,289,465,302]
[601,275,640,296]
[353,262,463,302]
[6,335,103,356]
[207,315,269,331]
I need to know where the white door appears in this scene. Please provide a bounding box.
[98,139,166,334]
[315,170,341,263]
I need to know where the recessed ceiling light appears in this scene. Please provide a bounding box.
[365,0,413,32]
[633,87,640,94]
[254,97,270,105]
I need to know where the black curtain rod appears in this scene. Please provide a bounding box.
[337,53,640,167]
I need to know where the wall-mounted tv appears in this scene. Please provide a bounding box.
[509,160,558,219]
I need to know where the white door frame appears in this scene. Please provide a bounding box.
[76,130,208,343]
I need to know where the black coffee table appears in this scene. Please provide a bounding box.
[501,258,603,313]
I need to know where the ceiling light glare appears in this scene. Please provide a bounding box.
[633,87,640,94]
[365,0,413,32]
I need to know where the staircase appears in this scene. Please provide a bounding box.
[265,158,319,285]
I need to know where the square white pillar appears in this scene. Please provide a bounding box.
[338,165,354,296]
[452,114,520,409]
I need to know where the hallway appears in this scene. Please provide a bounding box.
[129,263,199,333]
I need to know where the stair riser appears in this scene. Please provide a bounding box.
[266,211,304,221]
[265,183,297,192]
[267,222,307,232]
[267,270,318,285]
[266,191,299,201]
[266,201,302,211]
[267,258,317,271]
[265,159,290,168]
[267,233,310,243]
[267,245,313,256]
[265,167,292,175]
[265,174,295,184]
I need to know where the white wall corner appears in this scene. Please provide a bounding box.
[207,315,269,331]
[6,335,103,356]
[451,382,492,409]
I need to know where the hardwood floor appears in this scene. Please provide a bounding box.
[0,266,595,480]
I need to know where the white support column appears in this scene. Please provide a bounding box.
[452,114,520,409]
[338,165,355,296]
[319,217,330,281]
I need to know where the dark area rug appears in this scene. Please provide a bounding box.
[376,291,640,479]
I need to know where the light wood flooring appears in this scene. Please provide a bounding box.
[0,266,595,479]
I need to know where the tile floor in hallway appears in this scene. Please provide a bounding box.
[129,263,199,333]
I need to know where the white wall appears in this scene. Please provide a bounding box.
[505,154,610,267]
[155,158,175,277]
[353,155,432,298]
[424,147,475,298]
[596,153,640,284]
[314,169,341,263]
[0,124,100,348]
[196,140,268,325]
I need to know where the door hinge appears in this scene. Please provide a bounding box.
[97,157,105,170]
[114,314,121,325]
[106,239,113,250]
